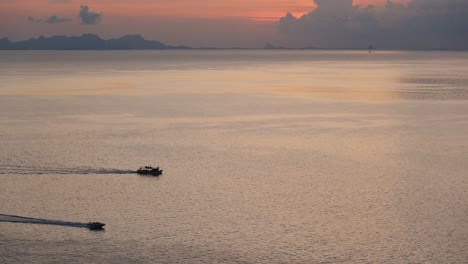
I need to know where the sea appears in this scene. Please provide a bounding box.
[0,50,467,263]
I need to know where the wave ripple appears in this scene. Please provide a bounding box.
[0,165,135,175]
[0,214,103,230]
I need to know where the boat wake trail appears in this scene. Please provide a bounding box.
[0,214,104,230]
[0,165,135,175]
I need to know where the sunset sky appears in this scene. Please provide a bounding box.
[1,0,467,49]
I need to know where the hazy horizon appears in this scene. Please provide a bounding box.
[2,33,468,50]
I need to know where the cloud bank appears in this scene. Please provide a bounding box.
[79,5,103,25]
[279,0,468,49]
[27,15,71,24]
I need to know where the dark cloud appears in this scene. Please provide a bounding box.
[27,15,71,24]
[278,0,468,49]
[27,17,40,23]
[279,12,297,33]
[313,0,354,18]
[409,0,468,9]
[46,15,72,23]
[79,5,103,25]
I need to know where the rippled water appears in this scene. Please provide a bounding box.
[0,51,467,263]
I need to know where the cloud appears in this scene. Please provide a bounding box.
[278,0,468,49]
[46,15,72,23]
[408,0,468,9]
[27,17,41,23]
[279,12,297,33]
[79,5,103,25]
[313,0,354,18]
[27,15,72,24]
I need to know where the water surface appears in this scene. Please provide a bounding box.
[0,50,467,263]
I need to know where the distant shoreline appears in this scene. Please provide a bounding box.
[0,34,191,50]
[1,48,466,51]
[1,34,465,51]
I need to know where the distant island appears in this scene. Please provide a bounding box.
[0,34,191,50]
[264,43,285,50]
[264,43,323,50]
[0,34,458,51]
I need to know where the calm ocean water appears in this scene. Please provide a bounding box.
[0,50,467,263]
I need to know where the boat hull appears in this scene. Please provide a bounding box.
[87,222,105,230]
[137,169,163,176]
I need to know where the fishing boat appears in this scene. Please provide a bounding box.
[137,166,163,176]
[87,222,105,230]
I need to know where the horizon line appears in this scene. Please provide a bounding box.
[1,33,466,51]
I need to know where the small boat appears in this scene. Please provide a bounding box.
[87,222,105,230]
[137,166,163,176]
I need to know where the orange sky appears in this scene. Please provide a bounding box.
[0,0,410,21]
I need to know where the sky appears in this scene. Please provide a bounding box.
[1,0,467,49]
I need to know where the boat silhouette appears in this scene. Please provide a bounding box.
[86,222,105,230]
[0,214,105,231]
[136,166,163,176]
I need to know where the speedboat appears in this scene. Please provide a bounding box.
[137,166,163,176]
[87,222,105,230]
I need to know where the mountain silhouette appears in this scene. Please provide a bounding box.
[0,38,13,49]
[264,43,285,49]
[0,34,191,50]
